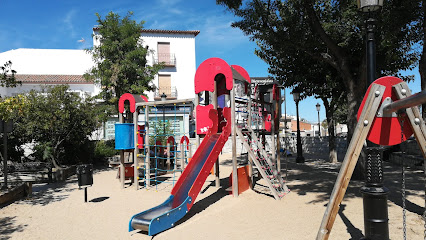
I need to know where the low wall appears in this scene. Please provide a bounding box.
[190,136,348,162]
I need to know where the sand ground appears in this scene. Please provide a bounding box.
[0,153,424,240]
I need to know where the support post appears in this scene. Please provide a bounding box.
[133,111,139,190]
[145,106,150,187]
[180,144,185,170]
[248,88,254,188]
[195,93,200,148]
[231,81,238,196]
[276,90,281,173]
[119,113,125,189]
[166,142,171,170]
[316,84,385,240]
[271,96,276,170]
[213,80,220,188]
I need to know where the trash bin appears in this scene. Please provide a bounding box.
[76,164,93,187]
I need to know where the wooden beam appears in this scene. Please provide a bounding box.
[316,84,385,240]
[392,82,426,158]
[135,98,194,107]
[133,111,138,190]
[145,106,150,187]
[231,83,238,196]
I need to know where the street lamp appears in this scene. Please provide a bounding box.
[357,1,389,239]
[292,91,304,163]
[316,103,321,137]
[161,92,167,101]
[357,0,383,12]
[357,0,383,85]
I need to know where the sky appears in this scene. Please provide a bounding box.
[0,0,423,124]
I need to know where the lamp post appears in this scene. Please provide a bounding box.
[293,91,304,163]
[161,93,167,134]
[357,1,389,239]
[316,103,321,137]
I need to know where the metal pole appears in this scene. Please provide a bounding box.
[84,187,88,203]
[295,101,304,163]
[318,110,321,137]
[362,16,390,240]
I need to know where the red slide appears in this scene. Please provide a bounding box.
[129,107,231,235]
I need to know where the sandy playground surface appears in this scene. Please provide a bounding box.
[0,153,424,240]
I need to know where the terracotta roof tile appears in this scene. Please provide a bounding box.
[92,27,200,36]
[15,74,92,84]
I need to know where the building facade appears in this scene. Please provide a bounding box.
[0,28,199,140]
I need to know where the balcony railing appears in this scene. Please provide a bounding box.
[154,86,178,99]
[153,53,176,67]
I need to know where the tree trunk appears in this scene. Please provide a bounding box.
[420,0,426,121]
[346,73,367,180]
[324,101,338,163]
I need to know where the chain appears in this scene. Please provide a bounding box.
[399,115,407,240]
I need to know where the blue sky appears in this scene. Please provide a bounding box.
[0,0,423,124]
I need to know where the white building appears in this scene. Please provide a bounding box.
[92,28,199,101]
[0,48,97,98]
[0,28,200,140]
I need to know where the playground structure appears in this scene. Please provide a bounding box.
[316,76,426,240]
[116,57,289,235]
[115,93,194,190]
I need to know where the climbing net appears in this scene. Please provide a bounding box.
[137,103,193,190]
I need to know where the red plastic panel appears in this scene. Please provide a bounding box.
[180,136,190,150]
[118,93,147,113]
[187,107,231,210]
[357,76,413,146]
[196,104,214,134]
[118,93,136,113]
[171,108,219,197]
[167,136,175,145]
[265,114,272,132]
[137,125,145,149]
[231,65,251,94]
[231,65,251,83]
[194,58,233,94]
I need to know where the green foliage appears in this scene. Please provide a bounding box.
[18,85,101,166]
[94,140,118,162]
[85,11,163,105]
[0,61,20,88]
[217,0,422,137]
[149,120,173,147]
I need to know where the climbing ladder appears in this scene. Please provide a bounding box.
[236,126,289,200]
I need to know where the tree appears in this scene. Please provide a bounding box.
[0,61,20,89]
[217,0,422,168]
[19,85,101,167]
[85,11,163,106]
[418,0,426,121]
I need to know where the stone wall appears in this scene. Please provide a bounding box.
[282,136,348,161]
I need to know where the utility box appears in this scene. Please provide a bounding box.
[76,164,93,187]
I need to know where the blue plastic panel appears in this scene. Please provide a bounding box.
[115,123,134,150]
